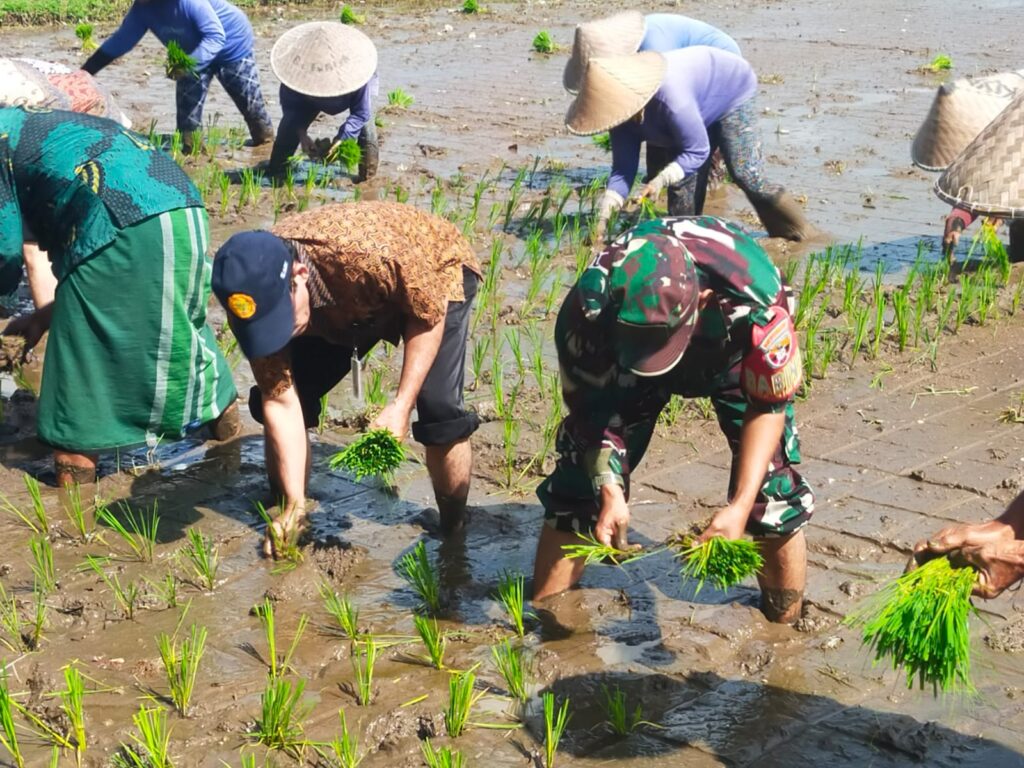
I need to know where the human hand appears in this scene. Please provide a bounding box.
[3,309,50,362]
[943,214,966,257]
[698,504,749,543]
[261,498,308,559]
[909,519,1014,571]
[949,539,1024,599]
[370,400,412,442]
[298,130,317,155]
[632,162,684,206]
[594,484,631,549]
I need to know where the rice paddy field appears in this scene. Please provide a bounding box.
[2,0,1024,766]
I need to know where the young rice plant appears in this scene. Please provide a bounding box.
[675,536,764,594]
[397,541,442,615]
[329,429,406,485]
[542,691,571,768]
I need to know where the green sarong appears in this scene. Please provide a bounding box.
[38,206,237,452]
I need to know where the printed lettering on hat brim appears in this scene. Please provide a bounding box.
[230,287,296,360]
[617,320,696,377]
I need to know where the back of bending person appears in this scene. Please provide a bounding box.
[533,215,814,624]
[82,0,273,149]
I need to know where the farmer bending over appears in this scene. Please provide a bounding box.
[266,22,379,182]
[0,107,239,486]
[533,216,814,624]
[565,48,811,246]
[211,202,481,557]
[82,0,274,150]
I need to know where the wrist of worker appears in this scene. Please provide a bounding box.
[653,162,685,189]
[597,189,625,220]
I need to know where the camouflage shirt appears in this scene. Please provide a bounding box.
[0,107,202,293]
[555,216,789,495]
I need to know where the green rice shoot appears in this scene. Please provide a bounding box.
[591,133,612,153]
[845,556,977,694]
[675,536,763,594]
[560,532,648,567]
[422,739,465,768]
[329,429,406,485]
[339,4,365,24]
[926,53,953,72]
[327,138,362,174]
[461,0,479,13]
[75,23,96,52]
[165,40,197,79]
[397,541,442,615]
[532,30,556,54]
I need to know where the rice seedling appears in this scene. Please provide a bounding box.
[87,557,140,619]
[500,414,521,490]
[461,0,479,13]
[321,583,361,639]
[445,669,484,737]
[351,637,379,706]
[115,705,173,768]
[925,53,953,72]
[422,740,465,768]
[495,571,532,637]
[1,473,49,535]
[398,541,442,614]
[892,289,911,351]
[410,614,446,669]
[591,133,612,152]
[601,684,655,736]
[675,536,763,594]
[0,671,24,768]
[157,623,207,716]
[532,30,557,53]
[561,532,645,566]
[251,678,310,758]
[491,639,528,703]
[849,302,870,364]
[254,502,303,571]
[75,22,96,51]
[502,168,528,230]
[95,500,159,562]
[542,691,571,768]
[147,573,179,609]
[217,171,232,216]
[61,483,95,542]
[238,167,264,208]
[61,664,87,764]
[365,368,387,409]
[324,709,362,768]
[339,4,365,24]
[0,583,24,652]
[255,598,309,679]
[845,556,976,694]
[327,138,362,174]
[165,40,197,79]
[470,336,491,390]
[26,584,47,649]
[386,88,414,109]
[817,331,839,379]
[329,429,406,486]
[181,528,219,591]
[29,534,56,594]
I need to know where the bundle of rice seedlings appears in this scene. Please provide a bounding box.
[329,429,406,485]
[846,557,976,694]
[560,532,649,567]
[75,23,97,52]
[165,41,197,79]
[326,138,362,175]
[674,536,763,594]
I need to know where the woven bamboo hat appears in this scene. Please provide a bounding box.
[911,70,1024,171]
[271,22,377,98]
[563,11,645,94]
[565,52,666,136]
[935,91,1024,218]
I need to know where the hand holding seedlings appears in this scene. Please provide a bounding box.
[329,428,407,486]
[165,41,197,80]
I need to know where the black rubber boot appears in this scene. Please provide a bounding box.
[246,120,276,147]
[356,122,379,182]
[750,190,814,242]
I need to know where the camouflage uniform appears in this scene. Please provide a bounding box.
[538,215,814,537]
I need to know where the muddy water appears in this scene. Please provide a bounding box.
[3,1,1024,767]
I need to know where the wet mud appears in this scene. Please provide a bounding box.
[2,1,1024,766]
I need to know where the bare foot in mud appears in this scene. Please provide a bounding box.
[262,507,309,559]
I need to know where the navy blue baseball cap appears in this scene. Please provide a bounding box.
[211,231,295,359]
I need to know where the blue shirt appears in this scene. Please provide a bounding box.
[608,47,756,197]
[640,14,741,56]
[99,0,255,71]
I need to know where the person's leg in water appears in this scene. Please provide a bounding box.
[215,54,275,146]
[356,120,379,182]
[175,68,215,154]
[717,97,813,241]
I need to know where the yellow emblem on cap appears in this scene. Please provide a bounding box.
[227,293,257,320]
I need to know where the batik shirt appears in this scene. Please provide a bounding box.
[0,107,202,293]
[250,201,481,399]
[554,216,789,496]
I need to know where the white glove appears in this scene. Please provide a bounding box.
[597,189,625,221]
[638,161,685,200]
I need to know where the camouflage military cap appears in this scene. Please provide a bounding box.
[577,219,699,376]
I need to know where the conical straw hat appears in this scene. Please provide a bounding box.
[0,58,52,108]
[563,11,645,94]
[935,91,1024,218]
[911,70,1024,171]
[565,52,666,136]
[271,21,377,99]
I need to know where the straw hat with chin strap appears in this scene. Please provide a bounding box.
[563,11,646,94]
[565,52,667,136]
[912,70,1024,171]
[271,21,377,99]
[935,91,1024,219]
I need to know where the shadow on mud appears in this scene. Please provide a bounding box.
[527,670,1021,766]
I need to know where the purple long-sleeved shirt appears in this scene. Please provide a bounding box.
[98,0,254,71]
[608,47,756,197]
[640,14,741,56]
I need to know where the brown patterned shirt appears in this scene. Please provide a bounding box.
[250,202,481,399]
